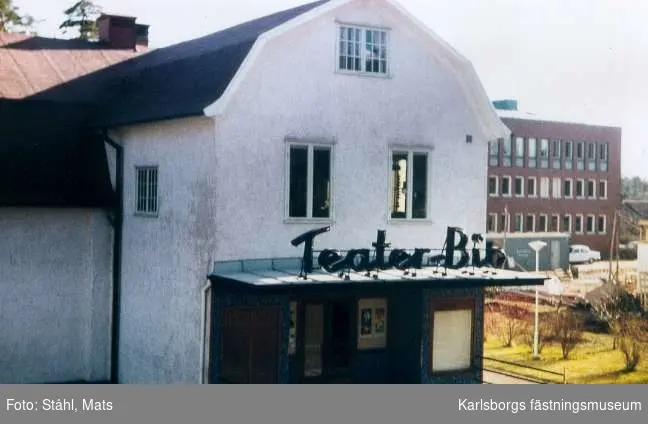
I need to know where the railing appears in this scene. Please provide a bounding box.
[480,355,567,384]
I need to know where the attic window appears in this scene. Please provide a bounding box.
[338,25,389,75]
[136,166,158,215]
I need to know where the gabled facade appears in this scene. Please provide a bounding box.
[1,0,545,384]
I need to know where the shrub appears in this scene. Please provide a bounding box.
[550,308,584,360]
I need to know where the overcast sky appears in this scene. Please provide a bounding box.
[16,0,648,178]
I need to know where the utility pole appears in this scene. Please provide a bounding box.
[609,210,617,283]
[615,210,620,282]
[503,204,509,253]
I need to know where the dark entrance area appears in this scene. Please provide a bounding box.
[301,299,355,382]
[328,300,353,378]
[219,306,280,383]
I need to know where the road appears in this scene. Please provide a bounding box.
[482,370,540,384]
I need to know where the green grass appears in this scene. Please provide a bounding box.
[484,332,648,384]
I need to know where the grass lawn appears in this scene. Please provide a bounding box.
[484,332,648,384]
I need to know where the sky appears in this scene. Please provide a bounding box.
[15,0,648,178]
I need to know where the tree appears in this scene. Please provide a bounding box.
[494,304,527,347]
[591,284,644,350]
[592,285,647,370]
[551,308,583,360]
[521,314,551,355]
[0,0,35,33]
[617,318,648,371]
[622,176,648,200]
[59,1,102,41]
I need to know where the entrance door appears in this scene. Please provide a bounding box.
[550,240,561,269]
[327,300,353,379]
[301,299,354,382]
[219,306,280,383]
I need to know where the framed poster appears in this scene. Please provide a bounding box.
[357,298,387,349]
[360,308,373,336]
[374,307,386,334]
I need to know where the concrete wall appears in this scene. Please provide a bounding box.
[114,117,217,383]
[0,208,112,383]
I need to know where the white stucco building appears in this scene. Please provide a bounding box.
[1,0,527,384]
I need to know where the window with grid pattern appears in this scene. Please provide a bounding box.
[288,144,332,219]
[136,166,158,215]
[338,25,388,75]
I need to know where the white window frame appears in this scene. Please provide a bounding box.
[551,177,562,199]
[527,177,537,198]
[587,179,597,199]
[540,177,550,199]
[487,213,498,233]
[586,214,596,234]
[526,214,536,232]
[501,175,512,197]
[285,140,335,222]
[135,165,159,216]
[563,214,572,233]
[597,215,607,234]
[488,176,499,197]
[337,24,390,77]
[538,214,548,232]
[575,214,584,234]
[575,178,585,199]
[598,180,608,199]
[550,214,560,232]
[430,302,475,373]
[514,213,524,232]
[563,178,573,199]
[514,176,524,197]
[388,148,432,221]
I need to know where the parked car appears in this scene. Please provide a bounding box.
[569,244,601,264]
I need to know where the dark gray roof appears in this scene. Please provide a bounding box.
[0,99,114,207]
[2,0,329,207]
[30,0,330,128]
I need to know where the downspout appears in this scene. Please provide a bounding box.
[200,279,213,384]
[103,130,124,384]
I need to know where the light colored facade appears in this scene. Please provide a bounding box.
[112,0,506,382]
[0,209,113,383]
[1,0,509,384]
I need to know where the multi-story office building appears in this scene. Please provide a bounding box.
[487,100,622,258]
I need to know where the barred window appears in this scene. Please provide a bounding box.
[136,166,158,215]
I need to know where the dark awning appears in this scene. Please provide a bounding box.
[208,258,548,293]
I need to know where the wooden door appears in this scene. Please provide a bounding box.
[220,306,280,383]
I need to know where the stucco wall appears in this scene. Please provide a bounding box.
[115,117,217,383]
[0,208,112,383]
[211,0,491,262]
[113,0,498,383]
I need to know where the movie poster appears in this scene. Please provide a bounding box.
[374,307,386,334]
[360,308,373,336]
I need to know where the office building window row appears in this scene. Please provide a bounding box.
[487,212,608,235]
[488,175,608,200]
[488,137,609,172]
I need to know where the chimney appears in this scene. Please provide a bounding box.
[97,14,148,50]
[492,99,518,111]
[135,24,149,48]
